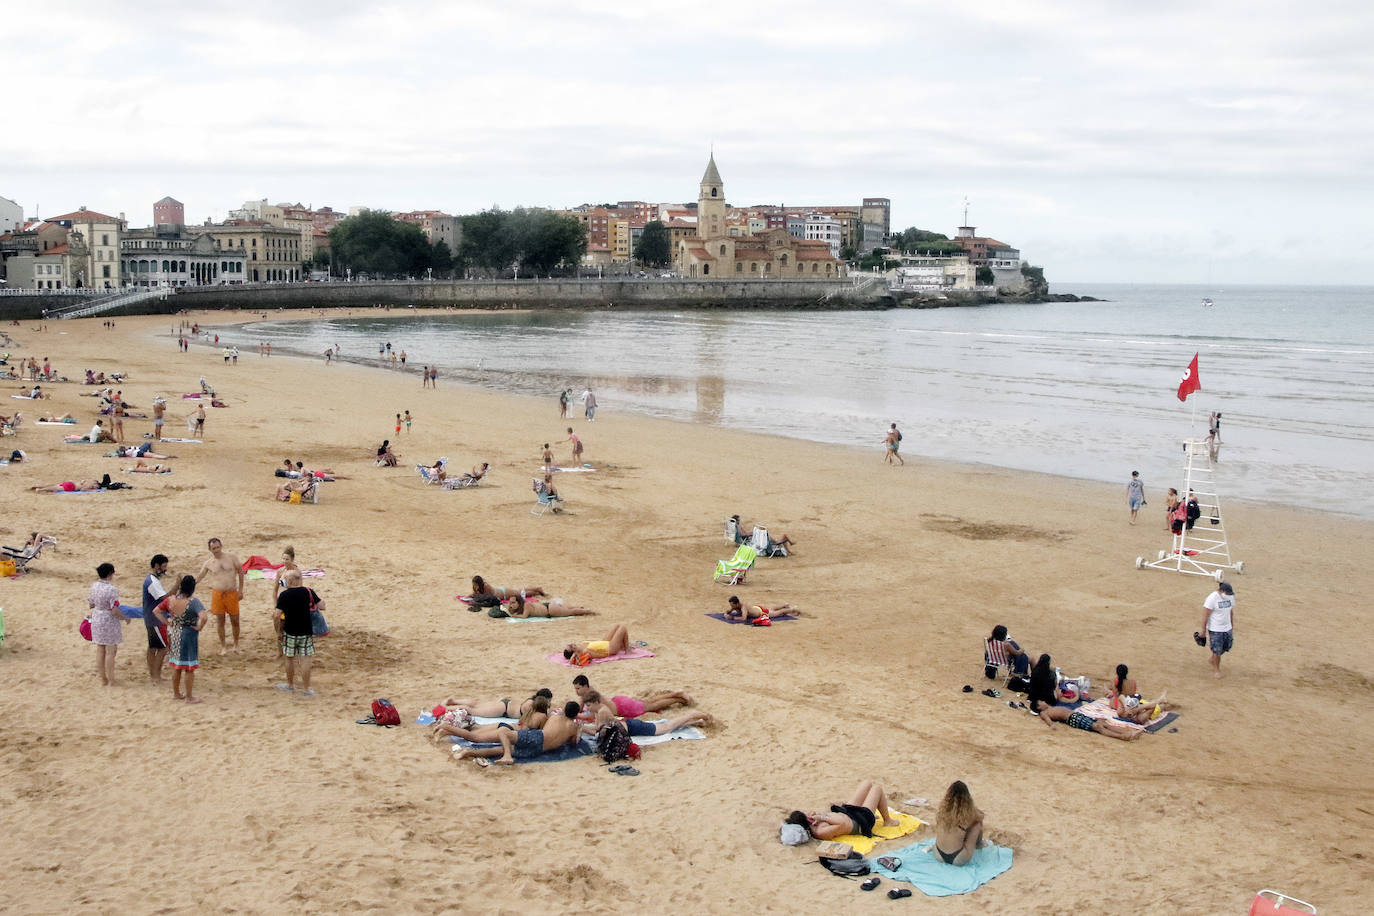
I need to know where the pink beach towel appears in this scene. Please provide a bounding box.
[545,646,655,667]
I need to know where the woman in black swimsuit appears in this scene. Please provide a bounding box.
[934,780,985,866]
[785,780,897,840]
[438,688,552,720]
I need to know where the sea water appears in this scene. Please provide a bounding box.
[224,283,1374,518]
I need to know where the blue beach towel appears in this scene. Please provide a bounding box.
[447,734,595,763]
[118,603,143,619]
[875,838,1013,897]
[705,612,797,625]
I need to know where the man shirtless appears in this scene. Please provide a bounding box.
[578,691,713,736]
[151,398,165,441]
[453,701,585,766]
[197,537,244,655]
[572,675,693,715]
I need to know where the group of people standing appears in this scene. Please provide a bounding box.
[83,537,325,701]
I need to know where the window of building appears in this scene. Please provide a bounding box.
[764,262,771,273]
[102,234,109,245]
[102,266,110,278]
[750,262,757,272]
[736,262,743,273]
[812,263,818,272]
[702,264,710,276]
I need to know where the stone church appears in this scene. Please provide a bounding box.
[675,155,845,281]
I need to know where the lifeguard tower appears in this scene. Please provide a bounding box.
[1136,437,1244,580]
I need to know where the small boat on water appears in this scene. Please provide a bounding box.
[1201,297,1214,307]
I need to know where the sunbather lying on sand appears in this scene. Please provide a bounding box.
[1037,704,1142,740]
[452,701,584,766]
[572,676,693,714]
[470,575,547,600]
[124,461,172,473]
[37,414,74,423]
[563,624,630,662]
[1104,663,1172,723]
[109,444,174,459]
[31,475,108,493]
[786,780,899,840]
[725,595,797,620]
[440,688,553,720]
[432,696,551,743]
[507,594,595,618]
[578,691,714,735]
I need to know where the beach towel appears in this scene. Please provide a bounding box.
[118,603,143,619]
[545,646,655,667]
[874,838,1013,897]
[831,811,924,855]
[544,465,597,472]
[505,614,575,623]
[10,395,40,400]
[158,438,201,443]
[631,725,706,746]
[1144,712,1179,732]
[705,612,797,625]
[1072,698,1176,732]
[241,556,283,573]
[447,734,595,764]
[35,420,76,426]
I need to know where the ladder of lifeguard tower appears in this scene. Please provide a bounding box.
[1136,438,1244,579]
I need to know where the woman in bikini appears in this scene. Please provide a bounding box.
[785,780,898,840]
[933,781,985,866]
[562,624,631,661]
[1105,663,1170,724]
[431,695,551,743]
[470,575,547,601]
[439,688,553,721]
[507,594,595,618]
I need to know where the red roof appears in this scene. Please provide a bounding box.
[686,248,711,259]
[796,247,835,261]
[46,209,121,223]
[39,244,70,256]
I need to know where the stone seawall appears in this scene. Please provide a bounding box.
[168,278,878,312]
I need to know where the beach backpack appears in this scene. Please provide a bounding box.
[362,698,400,727]
[596,720,631,763]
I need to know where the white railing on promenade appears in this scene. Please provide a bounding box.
[52,287,170,319]
[0,287,106,297]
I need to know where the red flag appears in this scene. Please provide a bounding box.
[1177,353,1201,402]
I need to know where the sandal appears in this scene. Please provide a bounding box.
[860,877,881,891]
[887,888,912,899]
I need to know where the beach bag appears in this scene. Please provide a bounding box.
[0,559,16,578]
[79,616,93,641]
[596,720,631,763]
[487,606,509,618]
[288,491,302,504]
[469,593,501,609]
[360,698,400,727]
[310,607,329,636]
[818,851,871,877]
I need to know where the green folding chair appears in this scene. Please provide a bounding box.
[713,545,757,585]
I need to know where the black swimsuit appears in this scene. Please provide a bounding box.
[831,804,876,837]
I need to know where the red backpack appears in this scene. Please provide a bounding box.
[367,698,400,727]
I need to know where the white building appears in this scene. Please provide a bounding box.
[0,196,22,234]
[45,208,124,289]
[891,254,975,290]
[804,214,842,257]
[122,228,248,287]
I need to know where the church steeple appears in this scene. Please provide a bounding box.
[698,152,726,240]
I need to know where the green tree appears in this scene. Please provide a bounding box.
[894,227,962,255]
[976,266,995,286]
[839,245,858,261]
[633,220,672,267]
[459,208,586,276]
[329,210,432,278]
[311,249,331,270]
[430,240,453,274]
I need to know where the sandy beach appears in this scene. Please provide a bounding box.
[1,311,1369,914]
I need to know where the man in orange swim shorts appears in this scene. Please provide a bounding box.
[197,537,244,655]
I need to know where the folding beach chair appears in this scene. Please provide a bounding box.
[713,545,756,584]
[1249,890,1317,916]
[1,411,22,436]
[417,464,444,485]
[531,478,562,515]
[750,526,787,558]
[1,535,57,573]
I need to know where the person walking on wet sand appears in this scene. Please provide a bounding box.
[197,538,244,655]
[582,388,597,421]
[559,388,570,419]
[883,423,903,465]
[1126,471,1146,524]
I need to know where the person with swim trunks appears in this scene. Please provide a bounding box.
[571,676,694,714]
[578,691,713,736]
[452,702,584,766]
[725,595,797,621]
[1037,704,1142,741]
[197,537,244,656]
[784,780,899,840]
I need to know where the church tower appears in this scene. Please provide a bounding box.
[698,153,726,241]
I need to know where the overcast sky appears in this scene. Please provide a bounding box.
[4,0,1370,285]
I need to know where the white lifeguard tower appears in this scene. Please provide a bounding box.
[1136,437,1244,579]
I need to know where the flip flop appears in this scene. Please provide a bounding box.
[887,888,912,899]
[609,764,640,776]
[961,685,973,693]
[860,877,881,891]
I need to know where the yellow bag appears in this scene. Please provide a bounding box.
[288,491,302,505]
[0,559,16,577]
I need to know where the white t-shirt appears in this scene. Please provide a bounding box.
[1204,591,1234,632]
